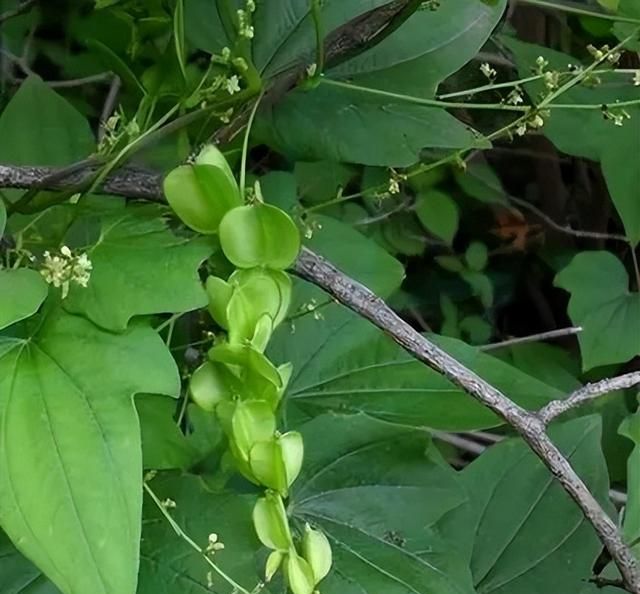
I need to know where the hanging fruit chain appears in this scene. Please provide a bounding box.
[164,145,332,594]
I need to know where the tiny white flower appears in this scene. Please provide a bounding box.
[306,63,318,77]
[225,75,241,95]
[60,245,72,258]
[515,123,527,136]
[388,177,401,195]
[507,88,524,105]
[633,71,640,87]
[480,62,497,80]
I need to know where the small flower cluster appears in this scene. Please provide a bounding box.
[237,0,256,39]
[98,111,140,155]
[420,0,441,10]
[480,62,497,82]
[602,105,632,127]
[40,246,92,299]
[515,111,548,137]
[587,44,621,65]
[206,532,225,555]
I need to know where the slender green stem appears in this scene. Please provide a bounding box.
[540,28,640,108]
[320,78,529,112]
[437,68,638,100]
[631,246,640,292]
[143,482,253,594]
[547,98,640,109]
[310,0,325,75]
[239,90,265,200]
[519,0,640,24]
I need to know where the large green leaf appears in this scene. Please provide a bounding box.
[555,251,640,370]
[0,269,48,330]
[289,414,475,594]
[0,76,94,166]
[137,474,261,594]
[504,37,640,244]
[137,394,199,471]
[256,85,483,167]
[449,416,610,594]
[64,205,213,331]
[279,311,561,431]
[0,308,180,594]
[255,0,506,166]
[0,529,60,594]
[619,406,640,555]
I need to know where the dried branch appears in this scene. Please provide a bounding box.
[539,372,640,424]
[1,162,639,590]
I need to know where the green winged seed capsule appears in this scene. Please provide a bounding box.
[230,268,292,328]
[189,361,237,412]
[205,276,234,329]
[250,430,304,495]
[231,400,276,461]
[265,550,284,582]
[252,492,293,551]
[286,551,316,594]
[194,144,238,192]
[163,163,242,234]
[219,204,301,270]
[302,524,332,584]
[209,342,283,388]
[250,313,274,353]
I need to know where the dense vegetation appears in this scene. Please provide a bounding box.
[0,1,639,593]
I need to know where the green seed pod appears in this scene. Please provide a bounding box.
[252,492,293,551]
[194,144,238,191]
[302,523,332,584]
[219,204,301,270]
[205,276,233,329]
[163,161,242,234]
[209,342,283,388]
[249,431,303,496]
[251,313,274,353]
[189,361,237,412]
[286,551,316,594]
[229,268,292,328]
[231,400,276,461]
[265,550,284,582]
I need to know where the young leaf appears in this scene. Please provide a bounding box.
[0,269,48,330]
[555,251,640,370]
[415,189,459,244]
[0,309,179,594]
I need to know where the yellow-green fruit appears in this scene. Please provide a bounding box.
[265,550,284,582]
[189,361,235,412]
[252,492,292,551]
[302,523,332,583]
[286,551,316,594]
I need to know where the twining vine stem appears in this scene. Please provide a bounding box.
[1,164,639,591]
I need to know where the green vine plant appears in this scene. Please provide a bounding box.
[162,140,332,594]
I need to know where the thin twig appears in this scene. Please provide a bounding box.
[589,576,628,591]
[143,482,254,594]
[539,372,640,424]
[507,194,629,243]
[0,0,36,25]
[480,326,582,351]
[98,75,121,142]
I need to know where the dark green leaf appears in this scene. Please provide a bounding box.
[454,417,611,594]
[0,77,94,166]
[290,414,475,594]
[555,251,640,370]
[415,189,459,244]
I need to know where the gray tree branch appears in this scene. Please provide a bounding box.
[540,372,640,424]
[0,162,638,591]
